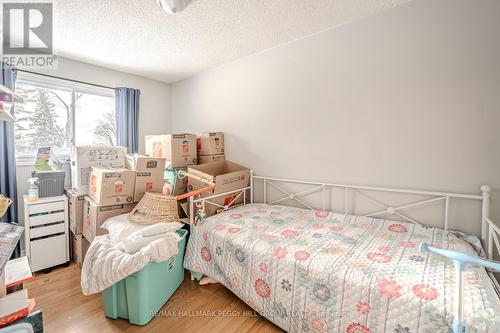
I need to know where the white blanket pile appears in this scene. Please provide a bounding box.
[81,221,184,295]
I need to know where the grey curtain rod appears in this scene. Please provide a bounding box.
[14,68,115,91]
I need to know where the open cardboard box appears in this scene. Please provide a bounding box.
[187,160,250,217]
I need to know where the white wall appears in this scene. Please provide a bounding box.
[170,0,500,237]
[33,57,171,153]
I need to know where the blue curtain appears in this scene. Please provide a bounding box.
[0,63,17,224]
[115,87,140,153]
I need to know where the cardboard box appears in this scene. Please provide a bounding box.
[66,189,85,234]
[198,154,225,164]
[133,170,164,202]
[88,167,135,206]
[197,132,225,156]
[164,167,188,196]
[71,146,127,195]
[145,134,197,168]
[187,160,250,217]
[82,197,134,242]
[71,232,90,268]
[125,154,166,172]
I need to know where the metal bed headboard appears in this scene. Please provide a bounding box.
[189,171,498,262]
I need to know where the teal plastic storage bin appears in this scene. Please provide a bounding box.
[102,229,188,325]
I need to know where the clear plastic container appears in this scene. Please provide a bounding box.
[26,178,39,202]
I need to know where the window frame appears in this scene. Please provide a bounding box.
[15,73,116,163]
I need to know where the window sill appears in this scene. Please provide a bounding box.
[16,155,71,167]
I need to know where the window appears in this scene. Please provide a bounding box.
[14,75,116,159]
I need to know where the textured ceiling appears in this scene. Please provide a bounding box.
[52,0,411,83]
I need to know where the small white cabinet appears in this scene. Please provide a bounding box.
[23,195,69,272]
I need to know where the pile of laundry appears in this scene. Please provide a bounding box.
[81,214,184,295]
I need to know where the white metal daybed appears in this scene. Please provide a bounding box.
[184,173,500,333]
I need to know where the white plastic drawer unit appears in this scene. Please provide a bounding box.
[29,234,67,272]
[28,201,65,228]
[28,200,65,215]
[29,222,66,239]
[23,195,69,272]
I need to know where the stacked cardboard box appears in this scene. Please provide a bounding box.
[187,160,250,217]
[197,132,225,164]
[88,167,135,205]
[125,154,166,202]
[144,134,199,212]
[82,197,135,242]
[71,146,128,195]
[145,134,197,168]
[71,232,90,268]
[83,166,136,242]
[66,189,90,267]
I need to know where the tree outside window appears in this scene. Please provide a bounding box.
[14,78,116,158]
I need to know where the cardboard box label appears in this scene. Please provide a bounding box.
[99,204,127,211]
[104,172,122,178]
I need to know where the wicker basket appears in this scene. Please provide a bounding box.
[0,195,13,219]
[128,192,179,224]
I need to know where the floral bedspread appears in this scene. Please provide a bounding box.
[183,204,500,333]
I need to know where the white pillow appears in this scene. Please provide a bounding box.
[101,214,148,245]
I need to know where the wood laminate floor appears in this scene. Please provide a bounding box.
[25,263,283,333]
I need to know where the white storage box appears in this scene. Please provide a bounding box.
[71,146,127,195]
